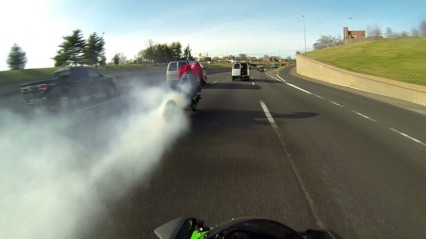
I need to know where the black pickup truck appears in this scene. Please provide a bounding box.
[21,67,116,110]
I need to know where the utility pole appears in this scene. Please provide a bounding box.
[302,15,307,53]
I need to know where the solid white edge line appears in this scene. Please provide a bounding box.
[265,71,313,95]
[259,100,278,128]
[266,71,286,83]
[276,74,312,95]
[389,128,424,145]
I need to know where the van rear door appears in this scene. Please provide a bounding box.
[167,61,188,81]
[232,63,241,77]
[166,62,178,81]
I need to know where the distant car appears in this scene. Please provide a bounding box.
[231,62,250,81]
[20,67,116,110]
[166,60,207,84]
[258,66,265,72]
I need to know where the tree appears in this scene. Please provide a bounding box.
[399,31,409,38]
[313,35,343,50]
[53,29,86,66]
[99,55,107,66]
[239,53,248,61]
[135,50,144,63]
[385,27,393,38]
[419,20,426,37]
[411,27,420,38]
[183,45,194,60]
[118,53,127,64]
[170,42,182,60]
[112,53,120,65]
[7,43,27,70]
[367,24,382,37]
[84,32,105,66]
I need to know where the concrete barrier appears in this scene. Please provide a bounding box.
[296,55,426,106]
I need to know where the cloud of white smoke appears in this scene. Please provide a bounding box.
[0,86,188,239]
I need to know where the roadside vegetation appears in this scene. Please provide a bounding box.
[305,38,426,86]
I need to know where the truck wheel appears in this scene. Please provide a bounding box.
[107,85,116,98]
[232,76,235,81]
[57,95,71,111]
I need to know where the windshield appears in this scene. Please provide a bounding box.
[1,1,426,239]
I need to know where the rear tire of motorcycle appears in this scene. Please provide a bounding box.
[163,99,178,121]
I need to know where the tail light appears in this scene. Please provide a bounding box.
[39,84,47,93]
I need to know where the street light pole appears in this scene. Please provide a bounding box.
[302,15,307,53]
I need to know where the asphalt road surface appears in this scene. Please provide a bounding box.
[2,66,425,239]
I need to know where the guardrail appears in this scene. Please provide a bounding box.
[296,55,426,106]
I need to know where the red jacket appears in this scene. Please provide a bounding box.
[191,63,204,82]
[178,63,204,84]
[178,64,192,79]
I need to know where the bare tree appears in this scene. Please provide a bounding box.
[367,23,382,37]
[118,53,127,64]
[419,20,426,37]
[385,27,394,38]
[313,35,343,50]
[411,27,419,38]
[399,31,409,38]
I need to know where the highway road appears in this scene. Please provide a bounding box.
[1,66,425,239]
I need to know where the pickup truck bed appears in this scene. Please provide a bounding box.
[21,67,116,110]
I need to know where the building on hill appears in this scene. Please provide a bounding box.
[344,27,366,44]
[344,27,383,44]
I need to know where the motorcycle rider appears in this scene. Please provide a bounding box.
[191,62,206,85]
[178,63,202,111]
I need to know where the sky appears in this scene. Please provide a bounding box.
[1,0,425,70]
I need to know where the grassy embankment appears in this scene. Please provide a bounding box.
[304,38,426,86]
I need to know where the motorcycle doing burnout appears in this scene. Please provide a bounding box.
[167,71,202,112]
[154,217,340,239]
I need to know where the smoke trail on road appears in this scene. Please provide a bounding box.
[0,86,188,239]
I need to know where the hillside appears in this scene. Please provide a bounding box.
[305,38,426,85]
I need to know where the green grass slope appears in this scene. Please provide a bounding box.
[305,38,426,85]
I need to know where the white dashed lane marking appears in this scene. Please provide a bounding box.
[265,71,425,147]
[389,128,425,146]
[351,110,377,122]
[329,100,344,107]
[259,100,278,129]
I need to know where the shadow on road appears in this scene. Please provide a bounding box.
[191,109,318,128]
[251,78,282,84]
[205,82,261,90]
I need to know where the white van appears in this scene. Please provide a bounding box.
[231,62,250,81]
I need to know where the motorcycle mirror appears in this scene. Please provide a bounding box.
[154,217,197,239]
[305,229,341,239]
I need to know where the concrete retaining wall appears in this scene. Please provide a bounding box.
[296,55,426,106]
